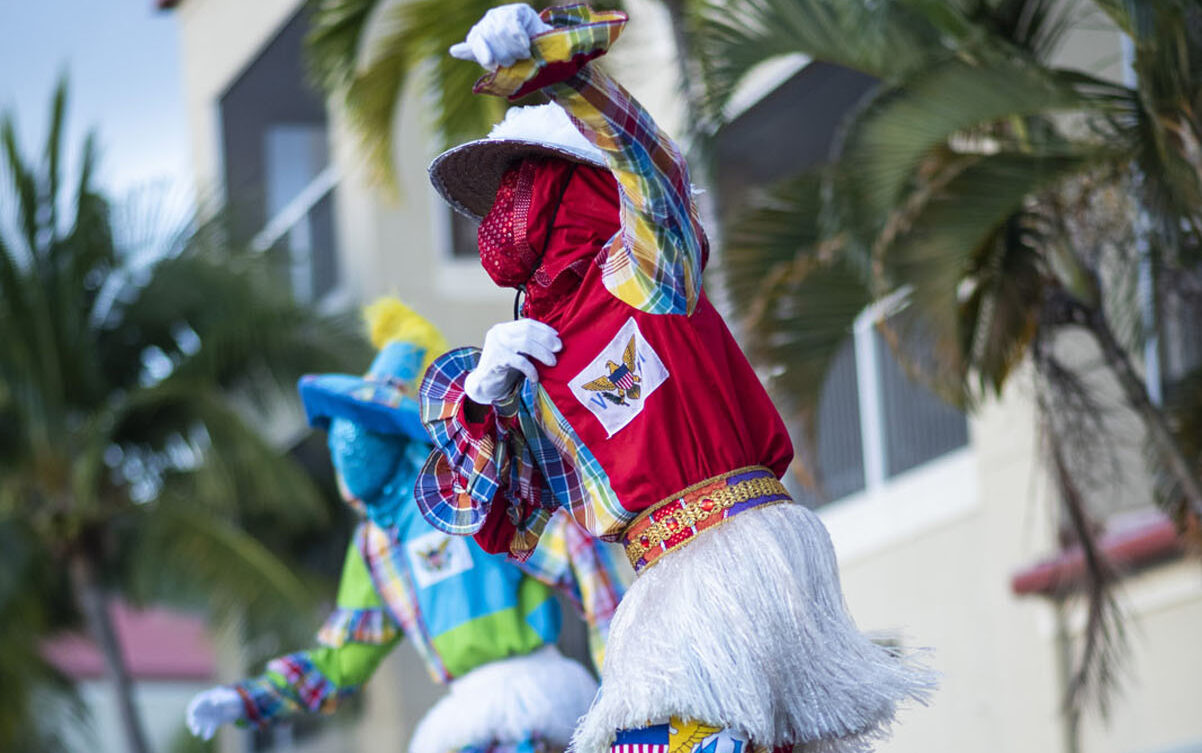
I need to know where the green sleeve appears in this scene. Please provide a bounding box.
[232,534,403,726]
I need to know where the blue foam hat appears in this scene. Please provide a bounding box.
[297,299,447,443]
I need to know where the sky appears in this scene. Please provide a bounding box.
[0,0,191,200]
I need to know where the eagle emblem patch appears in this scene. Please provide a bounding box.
[406,529,472,588]
[569,317,668,437]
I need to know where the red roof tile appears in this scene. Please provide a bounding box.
[1011,513,1184,597]
[43,603,215,681]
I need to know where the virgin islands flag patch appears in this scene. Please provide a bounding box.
[568,317,668,437]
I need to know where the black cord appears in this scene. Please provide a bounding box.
[513,286,526,319]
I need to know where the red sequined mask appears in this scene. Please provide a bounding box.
[477,161,539,288]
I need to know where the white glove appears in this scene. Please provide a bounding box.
[186,686,244,741]
[465,319,562,405]
[449,4,553,70]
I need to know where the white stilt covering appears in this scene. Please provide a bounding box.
[573,503,936,753]
[411,645,599,753]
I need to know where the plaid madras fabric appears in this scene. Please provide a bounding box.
[266,654,345,713]
[356,520,451,683]
[233,654,357,727]
[418,349,630,546]
[418,347,510,531]
[474,4,627,101]
[518,509,628,669]
[232,674,303,728]
[419,356,627,668]
[316,607,400,648]
[475,4,707,317]
[558,63,708,317]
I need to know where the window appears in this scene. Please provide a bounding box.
[449,208,481,260]
[715,62,968,508]
[794,312,969,507]
[219,8,340,303]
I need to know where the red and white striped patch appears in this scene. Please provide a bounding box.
[612,745,669,753]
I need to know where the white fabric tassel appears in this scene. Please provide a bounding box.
[573,503,936,753]
[411,645,599,753]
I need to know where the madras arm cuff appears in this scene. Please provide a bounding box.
[231,674,304,729]
[260,653,359,717]
[472,5,628,100]
[317,607,401,648]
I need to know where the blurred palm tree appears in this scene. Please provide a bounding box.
[0,80,368,753]
[701,0,1202,720]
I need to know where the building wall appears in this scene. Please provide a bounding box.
[62,679,209,753]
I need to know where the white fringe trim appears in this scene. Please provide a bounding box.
[410,645,598,753]
[572,503,936,753]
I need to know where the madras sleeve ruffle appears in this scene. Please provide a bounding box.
[231,652,360,727]
[517,509,630,671]
[417,347,515,536]
[417,349,565,559]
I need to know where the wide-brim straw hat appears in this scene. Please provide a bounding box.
[297,299,447,443]
[429,103,607,220]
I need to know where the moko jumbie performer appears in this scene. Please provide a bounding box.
[416,6,935,753]
[186,299,626,753]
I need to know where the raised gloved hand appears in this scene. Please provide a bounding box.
[465,319,562,405]
[449,4,553,70]
[186,686,243,740]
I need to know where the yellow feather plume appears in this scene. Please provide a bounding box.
[363,297,448,381]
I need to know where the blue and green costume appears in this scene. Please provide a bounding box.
[227,301,627,753]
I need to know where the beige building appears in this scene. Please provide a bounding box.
[161,2,1202,753]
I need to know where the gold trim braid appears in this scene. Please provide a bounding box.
[620,466,791,573]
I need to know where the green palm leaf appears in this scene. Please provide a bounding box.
[697,0,939,121]
[833,58,1123,240]
[1,78,366,752]
[723,171,871,455]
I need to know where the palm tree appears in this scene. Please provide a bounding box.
[0,79,368,753]
[700,0,1202,720]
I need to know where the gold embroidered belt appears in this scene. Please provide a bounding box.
[620,466,792,574]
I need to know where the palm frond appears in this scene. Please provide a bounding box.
[986,0,1080,61]
[869,153,1096,398]
[0,520,87,753]
[130,501,320,637]
[43,75,68,247]
[1,110,39,255]
[1034,347,1129,717]
[832,58,1123,240]
[1115,3,1202,254]
[305,0,381,93]
[899,0,1079,63]
[697,0,941,122]
[724,171,871,449]
[310,0,555,189]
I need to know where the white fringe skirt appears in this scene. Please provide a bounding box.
[410,645,599,753]
[572,502,935,753]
